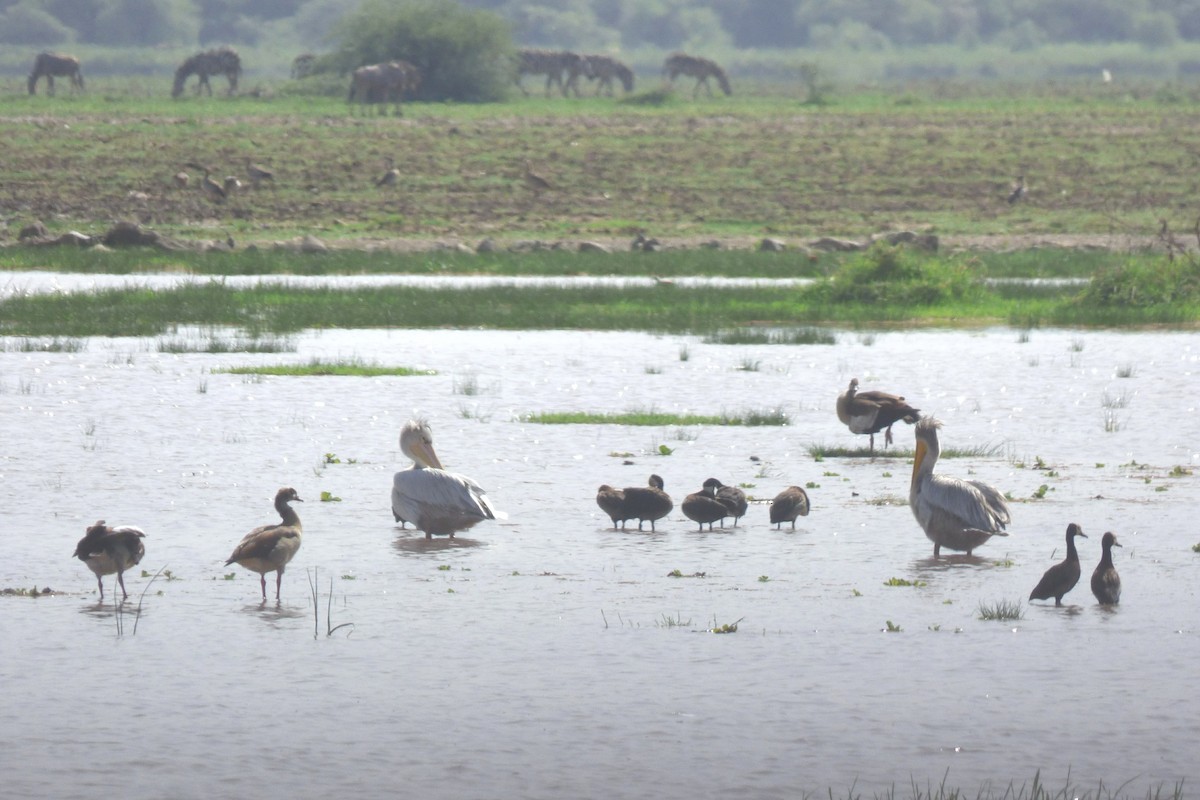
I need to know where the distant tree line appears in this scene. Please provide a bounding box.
[3,0,1200,49]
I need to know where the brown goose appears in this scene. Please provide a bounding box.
[225,487,303,600]
[1091,531,1122,605]
[769,486,811,529]
[523,160,554,193]
[681,480,728,531]
[74,521,146,601]
[596,484,627,528]
[1029,523,1086,606]
[622,474,673,531]
[837,378,921,452]
[245,157,273,188]
[706,477,747,526]
[1007,174,1026,204]
[910,417,1010,557]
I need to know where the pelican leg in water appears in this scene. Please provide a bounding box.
[909,417,1010,557]
[392,419,501,538]
[225,487,303,601]
[74,521,146,601]
[837,378,920,453]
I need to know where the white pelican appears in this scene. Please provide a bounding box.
[681,480,728,531]
[74,521,146,601]
[909,417,1010,556]
[837,378,921,452]
[224,487,303,601]
[1091,532,1122,605]
[1029,523,1086,606]
[392,419,500,538]
[769,486,811,529]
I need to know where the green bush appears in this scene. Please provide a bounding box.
[0,4,75,45]
[1077,258,1200,307]
[330,0,514,103]
[803,244,978,306]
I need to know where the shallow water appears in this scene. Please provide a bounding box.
[0,270,807,298]
[1,323,1198,799]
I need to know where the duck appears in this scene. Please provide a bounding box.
[391,419,500,538]
[74,520,146,601]
[224,487,303,601]
[596,484,627,528]
[1091,531,1122,605]
[769,486,811,529]
[1029,523,1087,606]
[837,378,921,452]
[909,417,1010,556]
[681,480,729,531]
[621,474,673,531]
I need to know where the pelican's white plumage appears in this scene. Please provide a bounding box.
[909,417,1010,556]
[392,419,500,538]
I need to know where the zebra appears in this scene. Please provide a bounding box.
[28,53,84,96]
[582,55,634,96]
[172,47,242,99]
[348,60,420,115]
[516,49,590,98]
[663,52,731,97]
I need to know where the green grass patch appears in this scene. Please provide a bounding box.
[883,577,927,587]
[807,442,1005,459]
[525,409,787,426]
[703,327,837,345]
[978,599,1024,621]
[216,358,436,377]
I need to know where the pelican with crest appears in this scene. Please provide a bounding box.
[909,417,1010,557]
[392,419,501,538]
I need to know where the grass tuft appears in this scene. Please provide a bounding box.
[217,358,436,377]
[978,599,1024,621]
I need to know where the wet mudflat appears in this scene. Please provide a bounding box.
[1,323,1197,799]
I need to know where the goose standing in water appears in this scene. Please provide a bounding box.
[910,417,1010,557]
[392,419,500,538]
[1029,523,1087,606]
[596,484,627,528]
[621,474,673,531]
[837,378,921,452]
[769,486,811,529]
[224,487,303,601]
[1091,531,1122,605]
[707,478,747,526]
[74,521,146,601]
[681,480,729,530]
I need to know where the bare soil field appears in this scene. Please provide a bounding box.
[2,95,1197,253]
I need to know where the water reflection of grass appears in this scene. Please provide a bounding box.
[217,359,437,377]
[525,409,788,426]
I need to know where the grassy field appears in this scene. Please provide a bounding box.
[3,80,1200,250]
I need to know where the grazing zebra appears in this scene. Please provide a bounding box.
[172,47,242,99]
[291,53,316,80]
[516,49,590,97]
[348,60,420,115]
[28,52,84,96]
[663,52,731,97]
[583,54,634,96]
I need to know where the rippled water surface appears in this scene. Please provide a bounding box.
[1,321,1198,799]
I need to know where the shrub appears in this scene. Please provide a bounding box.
[330,0,514,102]
[803,244,978,306]
[1077,257,1200,307]
[0,4,75,45]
